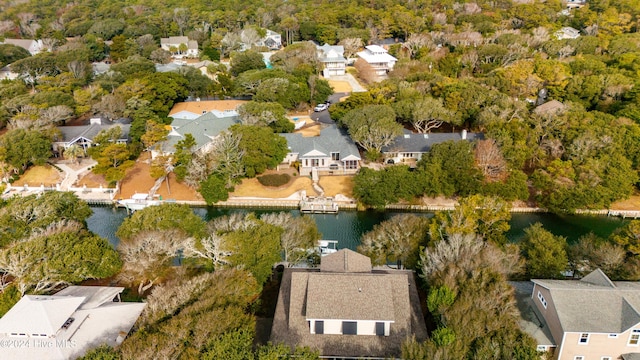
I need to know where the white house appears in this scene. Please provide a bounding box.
[0,286,146,360]
[270,249,427,358]
[382,130,483,165]
[160,36,199,57]
[356,45,397,75]
[0,38,45,55]
[316,44,347,78]
[555,27,581,40]
[280,124,361,176]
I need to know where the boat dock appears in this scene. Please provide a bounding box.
[300,196,339,214]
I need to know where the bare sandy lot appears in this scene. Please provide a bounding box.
[328,80,352,93]
[13,165,62,187]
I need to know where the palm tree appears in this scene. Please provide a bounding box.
[64,144,84,165]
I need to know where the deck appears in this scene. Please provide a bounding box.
[300,197,338,214]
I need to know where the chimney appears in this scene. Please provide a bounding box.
[462,129,467,140]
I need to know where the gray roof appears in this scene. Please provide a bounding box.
[534,100,566,116]
[161,111,240,153]
[382,130,483,153]
[155,63,182,73]
[533,269,640,333]
[316,44,347,63]
[281,124,361,161]
[55,286,124,310]
[622,353,640,360]
[57,123,130,144]
[510,281,556,346]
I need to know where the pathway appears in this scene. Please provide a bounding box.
[55,159,97,191]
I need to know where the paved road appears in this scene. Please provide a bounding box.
[310,92,348,124]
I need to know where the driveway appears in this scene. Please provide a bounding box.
[326,73,367,92]
[310,92,349,124]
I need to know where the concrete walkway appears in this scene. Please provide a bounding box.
[55,159,97,191]
[327,73,367,92]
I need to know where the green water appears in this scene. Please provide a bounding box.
[88,207,630,249]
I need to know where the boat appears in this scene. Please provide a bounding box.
[117,193,162,213]
[318,240,338,256]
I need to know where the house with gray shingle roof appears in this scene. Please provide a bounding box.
[53,119,130,155]
[270,249,427,358]
[316,44,347,78]
[529,269,640,360]
[280,124,361,176]
[160,36,198,58]
[153,111,240,157]
[382,129,483,165]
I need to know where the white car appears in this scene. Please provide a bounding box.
[314,103,329,112]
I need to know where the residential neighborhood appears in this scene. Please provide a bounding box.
[0,0,640,358]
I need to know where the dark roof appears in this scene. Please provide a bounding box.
[270,250,427,358]
[281,124,361,161]
[382,130,483,153]
[532,269,640,333]
[56,123,130,144]
[160,111,240,153]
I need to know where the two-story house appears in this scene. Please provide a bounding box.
[160,36,199,57]
[316,44,347,78]
[0,38,45,55]
[270,249,427,358]
[280,124,361,176]
[356,45,397,75]
[529,269,640,360]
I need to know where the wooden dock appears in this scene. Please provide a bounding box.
[300,197,339,214]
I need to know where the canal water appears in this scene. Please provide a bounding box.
[87,206,631,249]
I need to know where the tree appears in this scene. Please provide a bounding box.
[0,191,92,247]
[238,101,290,129]
[230,50,266,76]
[474,139,507,182]
[341,104,402,156]
[393,96,456,133]
[173,133,196,182]
[0,223,121,295]
[140,120,168,151]
[200,174,230,205]
[0,129,51,173]
[254,77,307,110]
[611,220,640,257]
[116,203,207,241]
[230,124,288,177]
[63,144,84,164]
[521,223,568,279]
[338,38,363,61]
[358,214,429,269]
[416,141,483,197]
[0,44,31,68]
[260,212,320,266]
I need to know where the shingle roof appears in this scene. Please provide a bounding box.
[534,100,566,116]
[161,112,240,153]
[57,123,130,144]
[320,249,372,273]
[317,44,347,63]
[382,130,483,153]
[168,100,247,117]
[306,273,395,321]
[533,269,640,333]
[281,124,361,161]
[270,250,427,358]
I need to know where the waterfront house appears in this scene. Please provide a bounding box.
[356,45,397,75]
[0,286,145,360]
[280,124,361,176]
[168,100,247,120]
[522,269,640,359]
[382,130,483,166]
[53,118,130,155]
[270,249,427,358]
[160,36,199,57]
[316,44,347,78]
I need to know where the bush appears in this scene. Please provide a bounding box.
[257,174,290,187]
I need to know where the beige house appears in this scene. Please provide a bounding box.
[270,249,427,358]
[530,269,640,360]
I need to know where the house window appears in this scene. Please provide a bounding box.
[579,333,589,344]
[315,321,324,334]
[345,160,358,170]
[608,334,618,338]
[375,322,385,336]
[305,159,308,167]
[342,321,357,335]
[601,357,612,360]
[331,152,340,161]
[574,357,584,360]
[629,329,640,345]
[321,159,325,166]
[537,291,547,309]
[536,345,548,351]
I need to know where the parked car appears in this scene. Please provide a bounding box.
[314,103,329,112]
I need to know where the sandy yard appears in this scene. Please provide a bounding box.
[116,153,202,201]
[610,193,640,210]
[13,165,62,187]
[328,80,352,93]
[319,176,353,198]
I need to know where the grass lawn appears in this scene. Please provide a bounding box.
[12,165,62,187]
[328,80,352,93]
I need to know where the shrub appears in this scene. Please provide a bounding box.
[257,174,290,187]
